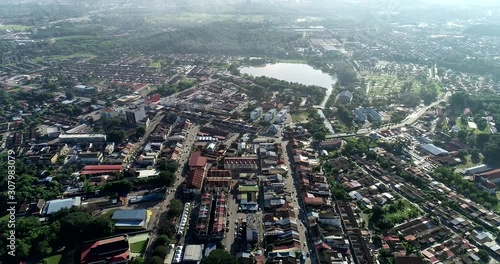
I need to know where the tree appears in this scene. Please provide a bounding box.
[169,199,184,216]
[154,235,171,247]
[471,149,481,164]
[156,172,175,187]
[65,91,75,100]
[108,130,125,143]
[201,249,238,264]
[313,132,326,142]
[101,180,133,194]
[477,249,490,263]
[457,149,468,161]
[153,246,168,258]
[150,256,165,264]
[136,126,146,136]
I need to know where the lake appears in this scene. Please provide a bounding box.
[240,63,336,133]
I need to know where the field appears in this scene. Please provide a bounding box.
[149,61,162,68]
[43,254,62,264]
[455,117,490,134]
[362,74,424,97]
[0,24,31,31]
[130,239,148,254]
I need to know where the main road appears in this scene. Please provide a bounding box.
[325,92,451,139]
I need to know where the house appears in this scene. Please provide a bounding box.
[79,152,104,164]
[189,151,208,169]
[43,197,82,215]
[224,157,258,171]
[463,108,472,116]
[80,235,130,264]
[319,139,342,150]
[318,211,341,227]
[338,90,353,104]
[264,109,277,123]
[185,168,206,194]
[111,209,152,230]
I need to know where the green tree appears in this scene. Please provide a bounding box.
[168,199,184,216]
[471,149,481,164]
[477,249,490,263]
[108,130,125,143]
[130,257,145,264]
[150,256,165,264]
[201,249,238,264]
[101,180,133,194]
[156,172,175,187]
[313,132,326,142]
[153,246,168,258]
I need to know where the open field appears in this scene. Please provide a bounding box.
[362,74,424,97]
[455,117,490,135]
[0,24,31,31]
[149,61,162,68]
[33,53,95,62]
[43,254,62,264]
[130,238,148,254]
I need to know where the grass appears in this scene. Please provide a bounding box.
[149,61,162,68]
[456,117,491,135]
[101,209,118,219]
[291,112,307,123]
[362,74,424,97]
[456,155,476,169]
[32,53,95,63]
[43,254,62,264]
[130,239,148,254]
[0,213,9,221]
[0,24,31,31]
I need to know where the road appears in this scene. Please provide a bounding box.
[325,92,451,139]
[281,139,313,264]
[145,124,200,260]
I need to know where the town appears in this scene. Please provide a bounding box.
[1,1,500,264]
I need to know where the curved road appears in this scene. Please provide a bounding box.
[325,92,451,139]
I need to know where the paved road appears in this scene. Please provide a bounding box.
[325,92,451,139]
[281,140,313,264]
[145,124,200,261]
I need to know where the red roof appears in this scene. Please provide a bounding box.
[478,169,500,181]
[186,168,205,189]
[80,165,123,175]
[189,151,207,168]
[80,235,129,264]
[303,197,324,205]
[207,169,232,178]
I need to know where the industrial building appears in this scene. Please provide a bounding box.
[275,109,287,123]
[42,197,82,215]
[111,209,152,230]
[59,133,107,143]
[263,109,277,123]
[354,108,381,123]
[182,244,204,263]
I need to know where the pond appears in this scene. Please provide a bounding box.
[240,63,336,133]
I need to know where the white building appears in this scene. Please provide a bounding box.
[59,133,107,143]
[318,212,342,227]
[250,107,263,121]
[125,105,146,124]
[263,109,277,123]
[275,110,287,123]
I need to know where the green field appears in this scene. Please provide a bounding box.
[149,61,162,68]
[130,239,148,254]
[43,254,62,264]
[0,24,31,31]
[0,213,9,221]
[455,117,490,135]
[363,74,424,97]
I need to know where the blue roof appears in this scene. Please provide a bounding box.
[43,197,81,215]
[112,209,146,220]
[421,144,449,156]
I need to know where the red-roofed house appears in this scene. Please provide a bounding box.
[303,197,324,206]
[185,168,206,194]
[80,235,129,264]
[80,165,124,176]
[189,151,208,169]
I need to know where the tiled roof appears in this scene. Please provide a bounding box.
[186,168,205,189]
[189,151,207,167]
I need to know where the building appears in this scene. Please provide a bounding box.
[79,152,104,164]
[189,151,208,169]
[420,144,449,156]
[318,211,341,227]
[183,245,204,263]
[79,165,124,176]
[125,106,146,124]
[275,110,287,123]
[73,85,97,95]
[111,209,151,230]
[463,164,493,176]
[212,192,228,239]
[59,133,107,143]
[195,193,212,239]
[354,108,381,123]
[100,108,118,119]
[43,197,82,215]
[224,157,258,171]
[80,235,130,264]
[338,90,353,104]
[185,168,206,194]
[250,107,263,121]
[264,109,277,123]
